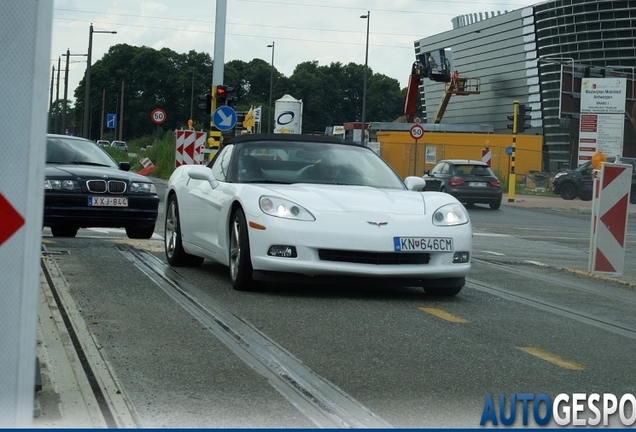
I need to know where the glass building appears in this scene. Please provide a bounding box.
[413,0,636,171]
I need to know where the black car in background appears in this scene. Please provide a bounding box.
[552,157,636,203]
[44,134,159,238]
[423,159,502,210]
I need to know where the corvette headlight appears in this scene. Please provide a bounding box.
[45,179,80,191]
[130,182,157,194]
[433,203,469,226]
[259,196,315,221]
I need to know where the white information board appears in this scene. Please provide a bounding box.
[578,78,626,166]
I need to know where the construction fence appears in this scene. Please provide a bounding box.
[373,131,544,183]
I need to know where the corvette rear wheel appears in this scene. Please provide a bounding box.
[229,208,260,291]
[164,194,204,267]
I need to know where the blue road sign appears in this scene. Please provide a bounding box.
[212,106,237,131]
[506,145,513,156]
[107,113,117,129]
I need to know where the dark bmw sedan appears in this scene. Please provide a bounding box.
[44,134,159,238]
[423,159,502,210]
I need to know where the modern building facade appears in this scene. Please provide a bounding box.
[413,0,636,171]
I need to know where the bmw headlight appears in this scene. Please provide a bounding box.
[45,179,80,191]
[130,182,157,194]
[259,196,315,221]
[433,203,469,226]
[554,172,566,179]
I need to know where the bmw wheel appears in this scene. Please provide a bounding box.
[126,225,155,239]
[164,194,204,267]
[229,208,260,291]
[631,185,636,204]
[50,226,78,237]
[559,182,577,200]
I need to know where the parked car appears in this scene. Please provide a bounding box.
[111,140,128,152]
[164,134,473,296]
[96,140,110,147]
[552,157,636,203]
[44,134,159,238]
[422,159,502,210]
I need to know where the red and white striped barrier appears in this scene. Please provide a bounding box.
[589,162,633,276]
[481,148,491,166]
[175,130,206,167]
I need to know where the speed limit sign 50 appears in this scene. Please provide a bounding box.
[151,108,167,125]
[409,124,424,140]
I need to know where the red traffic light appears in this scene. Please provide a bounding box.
[216,86,227,96]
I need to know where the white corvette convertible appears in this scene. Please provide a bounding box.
[164,134,472,295]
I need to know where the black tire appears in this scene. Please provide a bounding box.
[125,225,155,239]
[580,195,592,202]
[229,208,260,291]
[631,186,636,204]
[489,200,501,210]
[559,182,577,200]
[164,194,204,267]
[423,277,465,297]
[50,226,78,237]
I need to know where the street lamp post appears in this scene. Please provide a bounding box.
[360,11,370,145]
[61,50,87,135]
[82,23,117,139]
[267,42,275,134]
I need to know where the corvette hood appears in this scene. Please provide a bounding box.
[256,184,427,215]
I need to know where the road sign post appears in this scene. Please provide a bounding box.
[410,124,425,176]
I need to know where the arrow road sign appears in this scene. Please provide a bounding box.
[107,113,116,129]
[213,105,237,131]
[0,193,24,246]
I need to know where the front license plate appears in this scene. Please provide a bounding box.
[394,237,454,252]
[468,182,487,187]
[88,196,128,207]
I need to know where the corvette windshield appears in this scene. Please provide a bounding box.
[235,141,406,189]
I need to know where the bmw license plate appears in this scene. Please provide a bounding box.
[468,182,487,187]
[394,237,454,252]
[88,196,128,207]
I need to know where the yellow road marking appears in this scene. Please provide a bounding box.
[418,307,468,323]
[517,347,585,370]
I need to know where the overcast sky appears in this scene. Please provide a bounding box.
[51,0,540,102]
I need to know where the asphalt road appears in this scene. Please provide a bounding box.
[32,188,636,428]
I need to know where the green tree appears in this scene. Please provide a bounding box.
[69,44,407,140]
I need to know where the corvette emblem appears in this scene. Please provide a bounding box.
[367,221,388,227]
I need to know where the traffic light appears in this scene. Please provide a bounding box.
[215,85,228,106]
[225,86,237,108]
[507,103,518,134]
[214,85,237,107]
[517,103,532,133]
[197,93,211,114]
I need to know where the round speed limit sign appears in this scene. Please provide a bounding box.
[151,108,167,125]
[409,123,425,140]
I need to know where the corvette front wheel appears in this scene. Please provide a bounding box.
[229,208,260,291]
